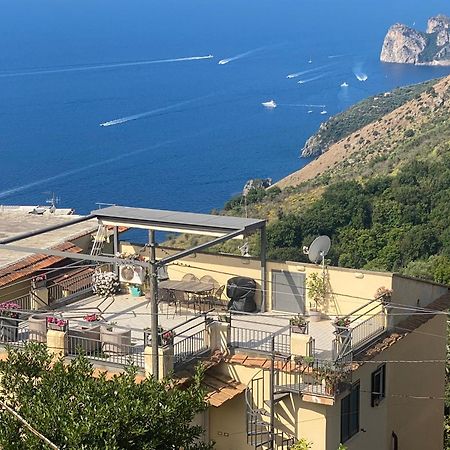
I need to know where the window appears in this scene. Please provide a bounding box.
[341,383,360,443]
[371,365,386,407]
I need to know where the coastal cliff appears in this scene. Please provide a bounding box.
[380,15,450,65]
[300,81,434,158]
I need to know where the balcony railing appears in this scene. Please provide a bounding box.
[230,326,290,355]
[171,313,210,368]
[333,298,387,361]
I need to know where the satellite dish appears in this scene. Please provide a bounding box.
[306,235,331,264]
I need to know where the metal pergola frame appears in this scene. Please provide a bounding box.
[0,205,267,379]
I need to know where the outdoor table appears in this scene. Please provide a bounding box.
[159,280,214,295]
[159,280,214,311]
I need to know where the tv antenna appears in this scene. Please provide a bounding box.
[45,192,60,212]
[303,235,331,268]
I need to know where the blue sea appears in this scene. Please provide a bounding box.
[1,0,450,215]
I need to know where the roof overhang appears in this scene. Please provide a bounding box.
[92,206,266,238]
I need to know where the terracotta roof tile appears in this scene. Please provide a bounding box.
[0,241,83,288]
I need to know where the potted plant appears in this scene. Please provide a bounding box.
[0,301,20,342]
[218,313,231,323]
[31,274,47,289]
[92,271,119,298]
[333,317,351,340]
[375,286,393,304]
[306,272,327,322]
[46,316,68,332]
[160,329,175,347]
[290,438,312,450]
[290,314,309,334]
[312,363,346,396]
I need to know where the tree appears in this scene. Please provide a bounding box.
[0,343,213,450]
[267,214,303,249]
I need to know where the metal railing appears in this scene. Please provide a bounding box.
[351,309,386,351]
[171,313,210,368]
[68,327,145,369]
[0,316,29,347]
[48,284,63,302]
[230,326,290,355]
[13,294,32,310]
[274,357,350,397]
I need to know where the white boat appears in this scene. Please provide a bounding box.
[308,110,313,114]
[262,100,277,109]
[340,82,349,87]
[308,58,312,64]
[320,109,328,115]
[218,59,229,65]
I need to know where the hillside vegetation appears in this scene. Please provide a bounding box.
[221,75,450,283]
[300,79,436,158]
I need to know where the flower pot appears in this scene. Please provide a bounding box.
[48,322,68,332]
[130,286,141,297]
[308,310,322,323]
[28,314,49,343]
[333,326,351,337]
[218,314,231,323]
[291,324,308,334]
[0,317,18,342]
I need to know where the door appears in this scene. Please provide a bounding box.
[271,270,305,313]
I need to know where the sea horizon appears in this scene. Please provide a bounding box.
[0,0,450,216]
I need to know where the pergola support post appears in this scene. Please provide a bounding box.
[113,226,119,276]
[260,224,267,312]
[149,230,159,379]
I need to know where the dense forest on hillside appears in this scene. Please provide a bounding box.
[224,156,450,284]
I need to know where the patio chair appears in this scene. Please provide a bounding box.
[182,273,198,282]
[158,288,172,315]
[199,275,219,289]
[207,285,226,310]
[173,290,188,316]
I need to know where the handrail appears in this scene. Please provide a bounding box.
[347,296,385,322]
[169,309,213,333]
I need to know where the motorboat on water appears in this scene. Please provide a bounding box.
[320,110,328,115]
[262,100,277,109]
[340,82,349,87]
[218,59,229,65]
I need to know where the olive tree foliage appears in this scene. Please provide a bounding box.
[0,343,213,450]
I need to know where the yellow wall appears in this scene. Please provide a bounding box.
[326,315,446,450]
[209,393,253,450]
[120,242,395,317]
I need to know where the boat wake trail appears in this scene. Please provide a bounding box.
[297,72,330,84]
[286,63,334,79]
[0,55,214,78]
[218,46,267,65]
[354,72,368,81]
[279,103,326,108]
[100,96,207,127]
[353,63,368,81]
[0,141,173,200]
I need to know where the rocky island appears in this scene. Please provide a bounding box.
[381,14,450,65]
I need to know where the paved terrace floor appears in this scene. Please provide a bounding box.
[55,293,336,361]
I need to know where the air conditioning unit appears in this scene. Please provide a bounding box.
[119,265,145,285]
